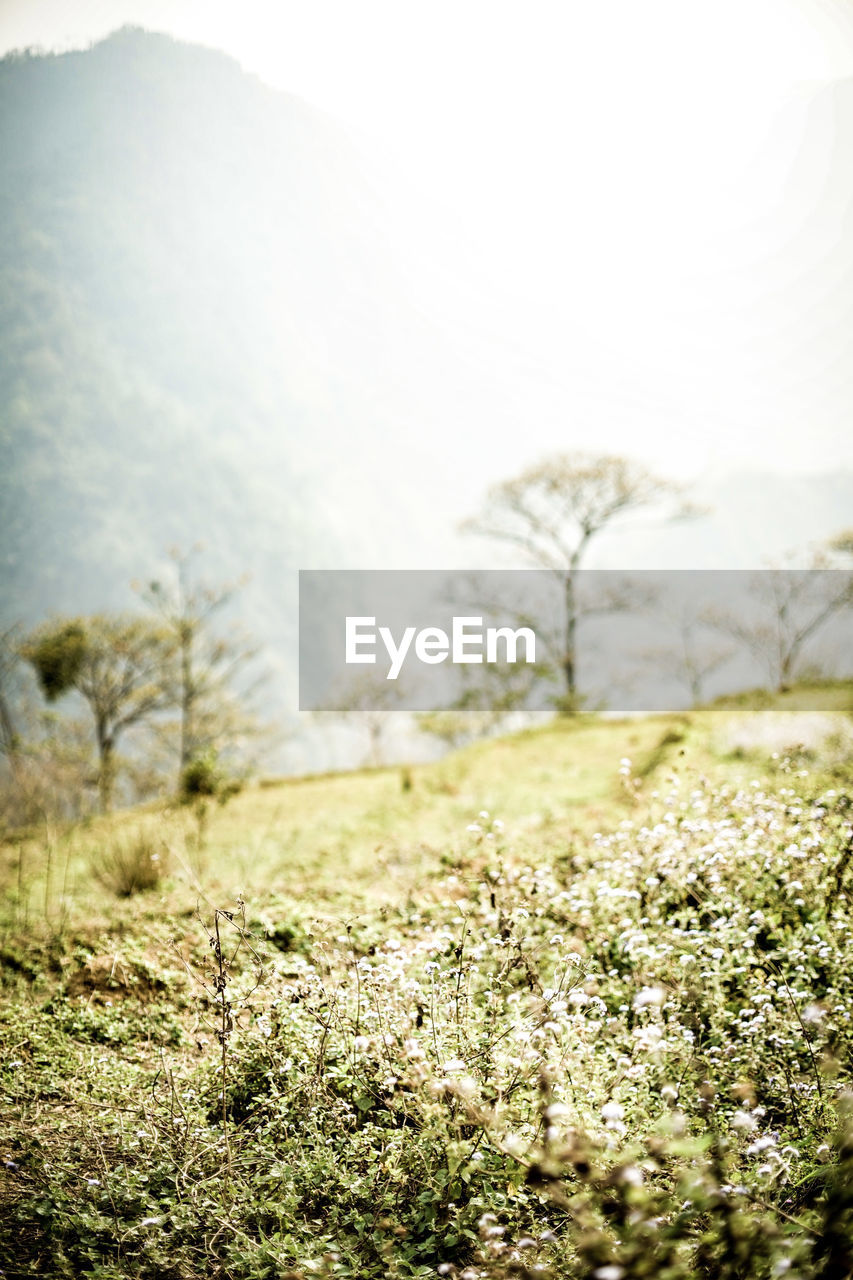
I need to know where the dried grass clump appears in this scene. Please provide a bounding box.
[90,829,167,897]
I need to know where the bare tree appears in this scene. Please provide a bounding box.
[642,603,736,706]
[139,548,261,787]
[462,452,686,703]
[708,567,853,693]
[320,667,407,767]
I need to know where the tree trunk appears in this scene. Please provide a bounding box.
[179,622,193,775]
[0,688,20,774]
[97,724,115,812]
[562,570,577,702]
[778,642,796,693]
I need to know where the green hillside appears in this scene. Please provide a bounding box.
[1,698,852,1277]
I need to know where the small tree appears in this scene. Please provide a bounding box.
[178,748,242,857]
[0,624,99,827]
[641,603,736,707]
[462,452,686,703]
[708,566,853,693]
[139,548,261,787]
[24,614,172,811]
[326,668,406,767]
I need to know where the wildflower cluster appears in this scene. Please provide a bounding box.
[2,758,852,1278]
[199,771,853,1276]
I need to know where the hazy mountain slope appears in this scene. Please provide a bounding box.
[0,28,474,629]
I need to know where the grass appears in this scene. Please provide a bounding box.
[1,686,852,1277]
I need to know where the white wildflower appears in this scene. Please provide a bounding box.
[633,985,665,1009]
[601,1101,625,1122]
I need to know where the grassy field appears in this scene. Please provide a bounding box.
[1,688,852,1278]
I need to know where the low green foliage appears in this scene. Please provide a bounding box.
[179,750,242,806]
[24,621,88,702]
[1,708,852,1276]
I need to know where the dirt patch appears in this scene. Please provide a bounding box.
[65,953,166,1001]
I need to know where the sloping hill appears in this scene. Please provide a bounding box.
[0,697,851,1275]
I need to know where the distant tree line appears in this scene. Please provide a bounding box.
[414,454,853,747]
[319,457,853,766]
[0,549,261,824]
[3,463,850,802]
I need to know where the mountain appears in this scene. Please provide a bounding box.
[0,28,476,629]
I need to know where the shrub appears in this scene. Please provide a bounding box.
[178,750,241,805]
[90,829,166,897]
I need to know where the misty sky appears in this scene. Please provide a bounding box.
[3,0,853,481]
[4,2,853,142]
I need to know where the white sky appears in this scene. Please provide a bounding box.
[3,0,853,479]
[3,1,853,177]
